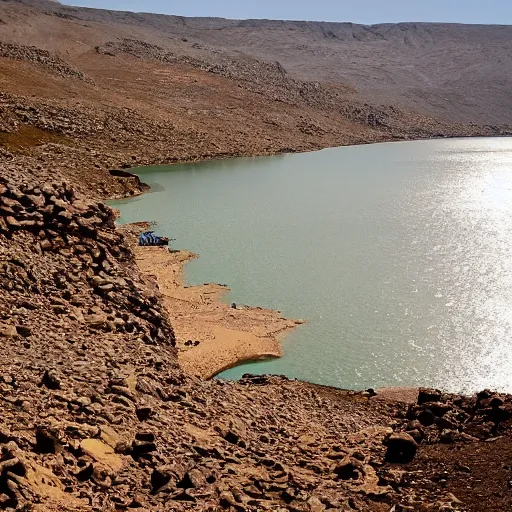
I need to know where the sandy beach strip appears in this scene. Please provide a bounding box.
[133,245,304,379]
[373,387,420,403]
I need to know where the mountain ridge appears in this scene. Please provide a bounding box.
[4,0,512,125]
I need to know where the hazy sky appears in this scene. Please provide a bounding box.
[64,0,512,24]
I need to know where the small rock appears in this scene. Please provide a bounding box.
[0,323,17,337]
[170,489,196,502]
[417,388,442,405]
[151,466,174,493]
[114,440,132,455]
[6,216,20,228]
[477,389,492,400]
[177,468,206,489]
[435,416,458,431]
[15,325,32,338]
[109,385,135,402]
[81,438,124,473]
[52,304,68,314]
[219,490,237,508]
[428,402,451,417]
[135,406,153,422]
[76,396,92,408]
[35,427,57,454]
[334,457,363,480]
[440,429,457,443]
[224,430,240,445]
[40,369,61,390]
[307,496,326,512]
[131,440,157,458]
[490,397,504,408]
[384,433,418,464]
[135,431,155,442]
[417,409,436,427]
[76,462,94,482]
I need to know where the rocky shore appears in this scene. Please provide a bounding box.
[2,166,512,512]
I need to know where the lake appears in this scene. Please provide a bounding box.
[113,138,512,394]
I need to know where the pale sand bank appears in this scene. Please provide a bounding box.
[373,387,420,403]
[133,246,304,379]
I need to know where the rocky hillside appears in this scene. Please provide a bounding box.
[4,0,512,125]
[2,174,512,510]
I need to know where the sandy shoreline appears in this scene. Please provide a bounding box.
[132,245,304,379]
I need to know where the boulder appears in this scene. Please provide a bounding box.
[384,432,418,463]
[0,323,17,337]
[334,457,364,480]
[417,388,442,405]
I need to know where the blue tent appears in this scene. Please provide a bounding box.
[138,231,169,246]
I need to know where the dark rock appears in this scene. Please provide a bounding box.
[15,325,32,337]
[135,431,155,442]
[477,390,493,401]
[417,388,442,405]
[334,457,363,480]
[484,407,511,424]
[435,416,458,431]
[240,374,268,385]
[428,402,451,417]
[34,427,57,454]
[417,409,436,427]
[224,430,240,445]
[0,457,26,477]
[40,369,61,390]
[151,466,173,493]
[76,463,94,481]
[439,429,457,443]
[135,406,153,422]
[384,433,418,464]
[490,397,505,409]
[406,429,424,443]
[131,440,157,458]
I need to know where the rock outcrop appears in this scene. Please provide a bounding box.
[0,42,91,82]
[0,176,174,348]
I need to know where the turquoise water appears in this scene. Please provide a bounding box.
[113,138,512,393]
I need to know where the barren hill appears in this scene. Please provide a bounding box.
[3,0,512,125]
[1,0,511,198]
